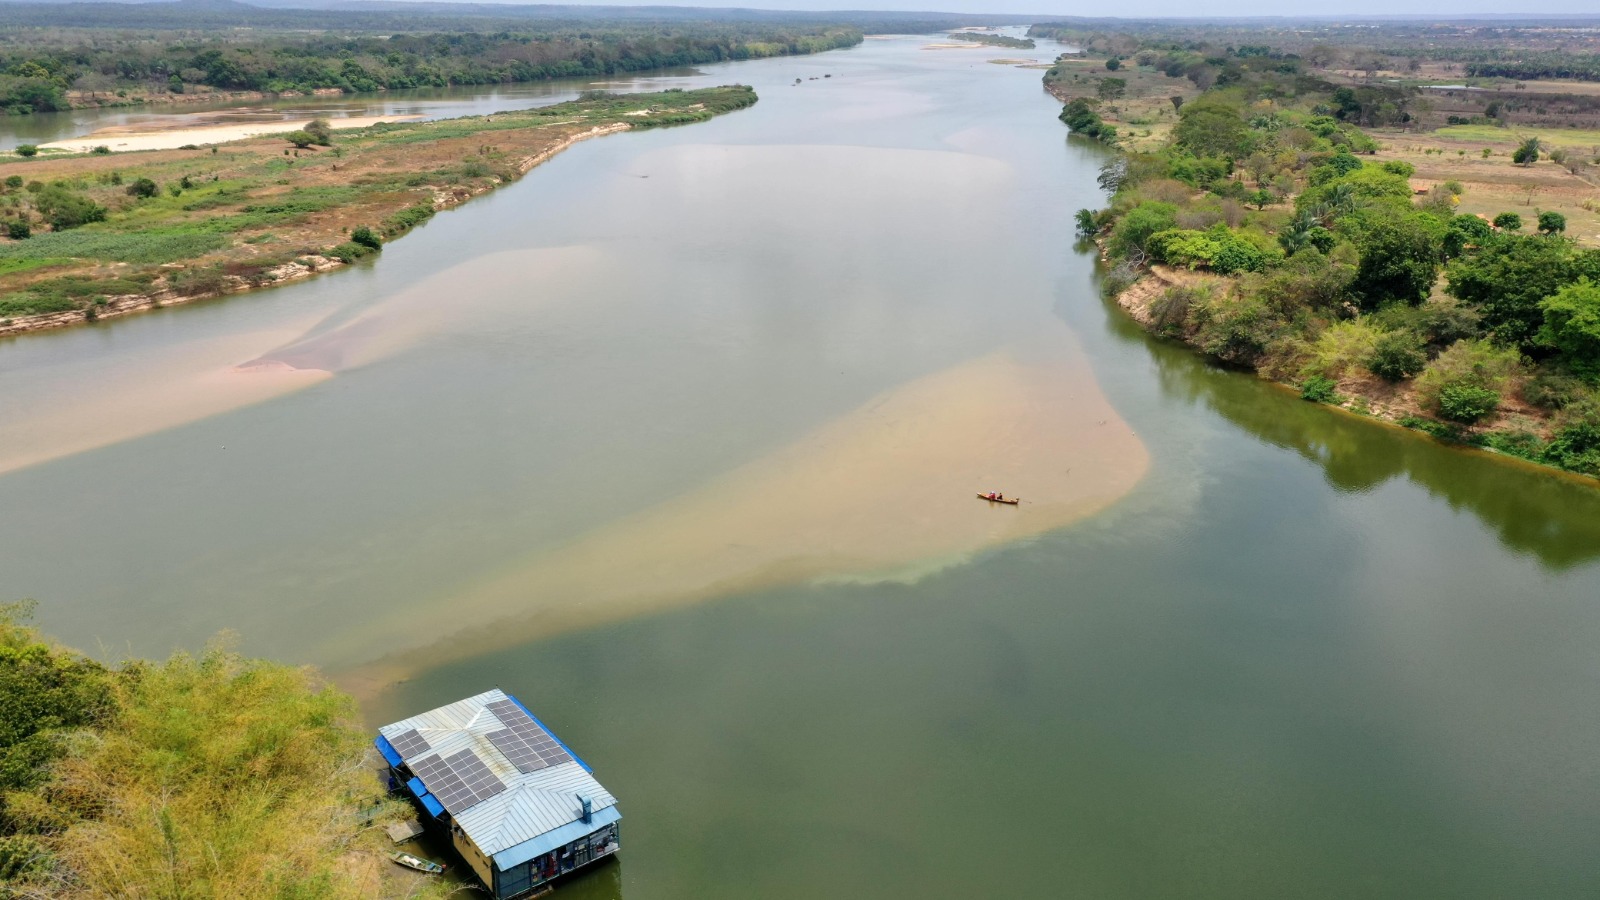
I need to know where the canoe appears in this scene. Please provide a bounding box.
[977,493,1020,505]
[389,851,446,875]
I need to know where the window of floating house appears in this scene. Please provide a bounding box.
[499,860,532,895]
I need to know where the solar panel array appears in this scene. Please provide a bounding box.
[387,728,432,760]
[411,749,507,815]
[485,698,573,774]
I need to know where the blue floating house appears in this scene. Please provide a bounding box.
[376,689,620,897]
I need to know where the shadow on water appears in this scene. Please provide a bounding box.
[1086,279,1600,571]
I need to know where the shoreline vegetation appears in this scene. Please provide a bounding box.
[0,601,439,898]
[1037,20,1600,480]
[0,85,757,338]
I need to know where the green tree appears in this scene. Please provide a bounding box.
[1096,77,1126,104]
[1448,235,1600,349]
[303,118,334,146]
[1172,102,1254,160]
[1538,211,1567,235]
[1351,212,1445,308]
[1512,136,1540,166]
[5,221,29,240]
[125,177,158,199]
[1537,279,1600,381]
[350,225,382,250]
[1105,57,1121,71]
[1367,330,1428,381]
[32,187,106,230]
[1438,382,1501,422]
[1107,201,1178,260]
[1493,212,1522,231]
[13,145,37,158]
[283,130,316,149]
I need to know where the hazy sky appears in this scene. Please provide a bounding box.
[474,0,1600,17]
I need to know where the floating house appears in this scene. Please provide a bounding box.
[376,689,620,897]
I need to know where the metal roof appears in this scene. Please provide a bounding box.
[377,689,618,861]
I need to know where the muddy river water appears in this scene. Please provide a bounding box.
[2,34,1599,899]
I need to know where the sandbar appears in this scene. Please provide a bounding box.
[40,115,423,154]
[339,348,1149,699]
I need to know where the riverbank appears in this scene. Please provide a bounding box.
[0,85,755,339]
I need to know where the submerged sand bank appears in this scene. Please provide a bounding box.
[341,348,1149,700]
[40,114,424,154]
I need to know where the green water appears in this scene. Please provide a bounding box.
[3,33,1599,899]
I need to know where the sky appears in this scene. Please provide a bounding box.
[454,0,1600,18]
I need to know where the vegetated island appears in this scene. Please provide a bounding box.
[0,85,757,337]
[1040,19,1600,480]
[945,32,1036,50]
[0,601,442,898]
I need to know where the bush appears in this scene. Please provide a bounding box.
[1304,319,1383,379]
[283,130,316,149]
[91,145,110,155]
[32,187,106,231]
[6,221,29,240]
[1367,330,1427,381]
[1537,279,1600,382]
[1107,201,1177,260]
[1301,375,1339,402]
[1542,421,1600,476]
[303,118,334,146]
[349,225,381,250]
[125,177,159,199]
[1437,381,1501,423]
[1415,339,1521,412]
[168,266,229,297]
[3,175,21,190]
[1493,212,1522,231]
[14,145,37,158]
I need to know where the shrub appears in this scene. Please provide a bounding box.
[1304,319,1384,379]
[1191,286,1278,365]
[32,187,106,231]
[125,177,159,199]
[1107,202,1177,260]
[1512,137,1539,166]
[1542,420,1600,475]
[1437,381,1501,423]
[303,118,334,146]
[1538,211,1567,234]
[283,130,316,149]
[349,225,381,250]
[14,145,37,158]
[6,221,29,240]
[1523,370,1593,410]
[3,175,20,190]
[1301,375,1339,402]
[1415,339,1521,412]
[168,267,229,296]
[1493,212,1522,231]
[1367,330,1427,381]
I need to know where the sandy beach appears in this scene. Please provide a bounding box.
[40,114,423,153]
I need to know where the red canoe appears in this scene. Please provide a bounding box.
[977,493,1020,505]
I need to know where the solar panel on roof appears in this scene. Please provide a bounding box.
[409,750,506,815]
[484,699,573,774]
[388,728,431,760]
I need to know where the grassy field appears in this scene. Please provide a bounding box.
[0,85,756,328]
[1043,55,1199,152]
[1372,126,1600,246]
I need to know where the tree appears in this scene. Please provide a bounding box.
[1447,235,1599,349]
[1537,279,1600,381]
[1493,212,1522,231]
[1538,211,1567,235]
[1512,137,1540,166]
[1096,77,1126,104]
[350,225,382,250]
[303,118,334,146]
[1368,330,1429,381]
[33,187,106,230]
[1172,102,1254,160]
[1438,381,1501,423]
[14,145,37,158]
[6,221,29,240]
[1105,57,1121,71]
[1170,95,1184,112]
[1351,213,1445,308]
[283,130,316,149]
[125,177,158,199]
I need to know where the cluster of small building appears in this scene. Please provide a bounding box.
[376,689,620,898]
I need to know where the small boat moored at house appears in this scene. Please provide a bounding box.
[978,492,1020,505]
[389,851,446,874]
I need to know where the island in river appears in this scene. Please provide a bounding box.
[0,85,756,337]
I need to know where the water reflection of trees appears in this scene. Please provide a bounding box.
[1125,301,1600,570]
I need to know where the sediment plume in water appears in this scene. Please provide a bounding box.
[340,349,1149,700]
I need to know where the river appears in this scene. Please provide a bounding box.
[2,33,1599,900]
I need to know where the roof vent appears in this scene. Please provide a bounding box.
[579,795,593,824]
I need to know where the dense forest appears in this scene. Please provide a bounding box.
[0,24,855,113]
[1066,38,1600,478]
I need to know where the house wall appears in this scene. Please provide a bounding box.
[451,824,495,889]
